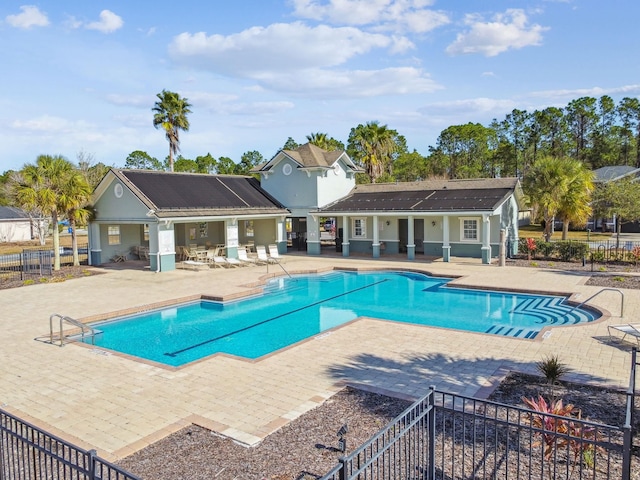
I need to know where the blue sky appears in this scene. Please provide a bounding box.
[2,1,639,172]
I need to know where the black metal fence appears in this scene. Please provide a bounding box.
[0,244,88,283]
[322,351,638,480]
[517,238,640,265]
[0,408,139,480]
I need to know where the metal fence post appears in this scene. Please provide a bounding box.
[622,348,637,480]
[89,449,98,480]
[338,456,347,480]
[427,385,436,480]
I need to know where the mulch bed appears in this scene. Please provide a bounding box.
[117,374,638,480]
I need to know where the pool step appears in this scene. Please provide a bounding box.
[511,297,592,325]
[485,325,539,339]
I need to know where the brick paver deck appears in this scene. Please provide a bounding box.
[1,254,635,460]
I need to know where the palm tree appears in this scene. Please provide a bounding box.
[59,170,93,266]
[347,122,398,183]
[152,90,192,172]
[556,161,594,239]
[524,156,593,241]
[306,132,329,150]
[12,155,75,270]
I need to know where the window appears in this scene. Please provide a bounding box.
[107,225,121,245]
[143,224,149,242]
[460,218,478,241]
[352,218,366,238]
[199,222,208,238]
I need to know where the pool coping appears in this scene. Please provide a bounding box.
[54,266,610,373]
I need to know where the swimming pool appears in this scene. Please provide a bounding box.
[82,271,599,366]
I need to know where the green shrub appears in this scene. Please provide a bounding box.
[555,241,589,261]
[536,241,555,258]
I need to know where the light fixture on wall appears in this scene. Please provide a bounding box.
[386,220,390,226]
[431,221,437,227]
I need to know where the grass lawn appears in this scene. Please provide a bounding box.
[0,234,89,255]
[519,224,613,241]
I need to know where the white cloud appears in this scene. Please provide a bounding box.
[418,97,517,122]
[257,67,441,97]
[167,22,434,97]
[11,115,72,132]
[6,5,49,29]
[85,10,123,34]
[528,84,640,100]
[105,94,155,108]
[446,9,548,57]
[169,22,395,75]
[291,0,449,33]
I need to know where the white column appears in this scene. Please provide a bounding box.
[342,215,350,257]
[442,215,450,262]
[481,214,491,264]
[372,215,380,258]
[407,215,415,260]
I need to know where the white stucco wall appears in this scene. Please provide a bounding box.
[0,220,31,242]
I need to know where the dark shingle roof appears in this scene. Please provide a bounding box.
[593,166,640,182]
[0,206,29,220]
[114,170,288,217]
[319,178,519,213]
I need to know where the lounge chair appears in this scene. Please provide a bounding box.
[256,245,277,264]
[608,324,640,346]
[211,256,229,268]
[237,248,258,265]
[267,244,282,262]
[225,257,242,268]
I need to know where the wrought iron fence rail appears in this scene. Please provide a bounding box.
[0,245,88,283]
[1,408,139,480]
[322,380,635,480]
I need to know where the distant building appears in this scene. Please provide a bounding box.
[0,207,32,242]
[89,143,525,271]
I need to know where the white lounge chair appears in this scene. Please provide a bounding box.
[608,324,640,346]
[237,248,258,265]
[256,245,277,264]
[225,257,243,268]
[267,244,282,262]
[211,256,230,268]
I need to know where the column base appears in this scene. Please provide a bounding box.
[442,245,451,262]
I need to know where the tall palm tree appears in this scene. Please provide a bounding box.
[12,155,75,270]
[306,132,329,150]
[556,161,594,239]
[347,122,398,183]
[58,170,93,266]
[152,90,192,172]
[524,156,593,241]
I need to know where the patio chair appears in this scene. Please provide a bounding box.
[225,257,243,268]
[267,244,282,262]
[237,248,258,265]
[256,245,277,264]
[211,256,229,268]
[607,323,640,346]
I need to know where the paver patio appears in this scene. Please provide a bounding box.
[0,254,635,461]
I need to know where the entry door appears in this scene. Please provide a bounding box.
[398,219,424,253]
[399,219,408,253]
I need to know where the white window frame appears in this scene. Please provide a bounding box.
[352,218,367,238]
[459,217,479,242]
[107,225,121,245]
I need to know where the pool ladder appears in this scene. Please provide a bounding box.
[49,313,99,347]
[567,288,624,318]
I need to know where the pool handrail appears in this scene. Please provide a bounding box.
[567,287,624,318]
[49,313,98,347]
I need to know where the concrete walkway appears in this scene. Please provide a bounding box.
[0,254,636,461]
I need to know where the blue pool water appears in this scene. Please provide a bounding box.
[83,271,599,366]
